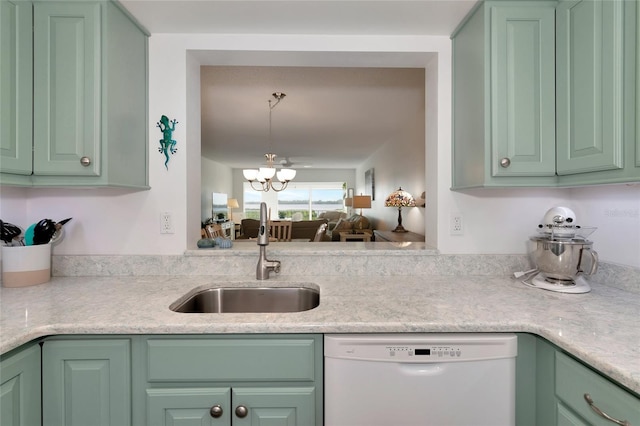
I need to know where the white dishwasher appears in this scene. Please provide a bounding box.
[324,333,517,426]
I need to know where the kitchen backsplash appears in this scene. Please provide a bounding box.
[47,251,640,294]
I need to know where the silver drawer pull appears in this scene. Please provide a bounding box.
[584,394,631,426]
[499,157,511,168]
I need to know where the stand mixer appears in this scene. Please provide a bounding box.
[521,207,598,293]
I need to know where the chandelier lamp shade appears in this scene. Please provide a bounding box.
[243,92,296,192]
[385,187,416,233]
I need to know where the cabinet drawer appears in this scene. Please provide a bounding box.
[555,352,640,425]
[146,337,317,382]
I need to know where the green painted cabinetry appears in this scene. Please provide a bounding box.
[42,338,131,426]
[452,0,639,189]
[556,351,640,425]
[515,334,640,426]
[0,342,41,426]
[146,386,316,426]
[0,0,32,178]
[556,0,625,176]
[0,0,149,189]
[141,335,322,426]
[452,1,558,189]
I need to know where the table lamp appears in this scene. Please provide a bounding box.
[227,198,239,220]
[385,187,415,232]
[352,195,371,216]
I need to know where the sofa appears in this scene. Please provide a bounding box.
[318,210,347,231]
[237,218,329,241]
[325,214,372,241]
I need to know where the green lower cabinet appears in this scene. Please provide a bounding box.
[140,334,323,426]
[516,333,640,426]
[516,333,557,426]
[42,338,131,426]
[147,387,231,426]
[146,386,315,426]
[555,351,640,425]
[0,342,41,426]
[232,387,316,426]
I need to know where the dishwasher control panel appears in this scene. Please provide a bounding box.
[386,345,462,359]
[324,333,518,363]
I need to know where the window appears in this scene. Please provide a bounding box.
[243,182,345,220]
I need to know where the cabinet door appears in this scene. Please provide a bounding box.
[491,4,556,177]
[0,0,32,176]
[147,388,231,426]
[232,387,315,426]
[637,0,640,170]
[556,0,625,175]
[0,343,41,426]
[33,1,101,177]
[555,351,640,426]
[42,339,131,426]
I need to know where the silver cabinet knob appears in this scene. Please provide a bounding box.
[209,405,223,418]
[235,405,248,418]
[80,156,91,167]
[499,157,511,168]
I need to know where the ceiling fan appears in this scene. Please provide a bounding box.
[280,156,313,169]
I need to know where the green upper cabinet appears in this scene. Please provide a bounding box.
[490,5,557,178]
[0,0,150,189]
[452,1,558,189]
[33,2,102,178]
[452,0,640,189]
[556,0,625,175]
[0,0,33,178]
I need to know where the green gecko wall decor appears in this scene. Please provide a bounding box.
[157,115,178,170]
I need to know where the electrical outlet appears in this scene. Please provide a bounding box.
[450,213,463,235]
[160,212,174,234]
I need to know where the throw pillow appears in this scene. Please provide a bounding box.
[333,218,353,232]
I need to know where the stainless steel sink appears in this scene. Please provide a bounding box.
[170,286,319,313]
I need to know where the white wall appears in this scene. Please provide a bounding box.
[1,32,638,269]
[201,157,233,222]
[356,108,426,234]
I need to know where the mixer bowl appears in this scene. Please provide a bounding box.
[529,236,598,281]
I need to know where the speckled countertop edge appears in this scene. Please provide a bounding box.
[1,274,638,395]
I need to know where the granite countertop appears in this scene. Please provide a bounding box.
[1,274,639,394]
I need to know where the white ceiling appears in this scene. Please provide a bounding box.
[120,1,476,36]
[119,0,477,169]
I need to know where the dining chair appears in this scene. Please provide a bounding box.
[204,223,225,239]
[269,221,292,242]
[313,223,328,242]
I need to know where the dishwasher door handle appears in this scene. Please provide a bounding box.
[398,364,446,376]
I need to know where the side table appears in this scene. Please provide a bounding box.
[339,231,372,242]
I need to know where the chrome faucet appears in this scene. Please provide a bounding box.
[256,202,281,280]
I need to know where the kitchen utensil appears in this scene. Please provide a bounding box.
[50,218,72,245]
[0,220,23,245]
[25,217,73,245]
[33,219,57,245]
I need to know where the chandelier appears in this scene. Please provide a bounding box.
[243,92,296,192]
